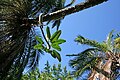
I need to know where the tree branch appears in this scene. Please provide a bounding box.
[27,0,108,24]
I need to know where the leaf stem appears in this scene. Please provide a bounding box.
[40,25,51,49]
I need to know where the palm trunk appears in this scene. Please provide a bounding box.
[24,0,108,25]
[88,52,120,80]
[88,59,112,80]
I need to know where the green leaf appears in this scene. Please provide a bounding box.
[35,36,44,44]
[50,30,61,42]
[53,50,61,62]
[115,37,120,44]
[51,43,61,51]
[46,26,51,39]
[34,44,43,49]
[44,47,52,53]
[52,39,66,44]
[106,30,114,50]
[51,51,56,58]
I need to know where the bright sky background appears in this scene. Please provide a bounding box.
[38,0,120,72]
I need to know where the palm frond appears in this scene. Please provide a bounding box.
[75,35,107,52]
[0,0,66,79]
[68,30,120,79]
[106,30,114,51]
[0,0,33,78]
[68,48,101,77]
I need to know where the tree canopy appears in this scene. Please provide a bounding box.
[67,30,120,80]
[1,0,118,80]
[21,61,74,80]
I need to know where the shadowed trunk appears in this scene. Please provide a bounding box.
[88,52,120,80]
[88,59,112,80]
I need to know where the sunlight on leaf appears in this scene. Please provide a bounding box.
[51,43,61,51]
[52,39,66,44]
[34,44,43,49]
[35,36,44,44]
[50,30,61,42]
[53,50,61,62]
[51,51,56,58]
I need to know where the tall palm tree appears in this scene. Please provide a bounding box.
[67,30,120,80]
[0,0,108,79]
[0,0,69,79]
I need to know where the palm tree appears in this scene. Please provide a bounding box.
[67,30,120,80]
[0,0,108,79]
[0,0,69,79]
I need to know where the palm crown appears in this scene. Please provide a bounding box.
[0,0,109,79]
[67,30,120,80]
[0,0,70,79]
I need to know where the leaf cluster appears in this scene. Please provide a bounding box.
[34,26,66,62]
[21,61,74,80]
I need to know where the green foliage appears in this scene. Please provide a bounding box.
[114,37,120,49]
[46,26,51,39]
[75,35,107,52]
[53,39,66,44]
[67,48,99,77]
[51,43,61,51]
[67,30,120,78]
[50,30,62,42]
[35,36,44,44]
[34,44,43,49]
[53,50,61,62]
[0,0,107,79]
[0,0,70,79]
[21,61,74,80]
[34,27,66,62]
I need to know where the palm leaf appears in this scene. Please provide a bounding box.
[75,35,107,52]
[106,30,114,51]
[67,48,101,77]
[68,31,120,79]
[0,0,67,79]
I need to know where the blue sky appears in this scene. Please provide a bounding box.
[38,0,120,71]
